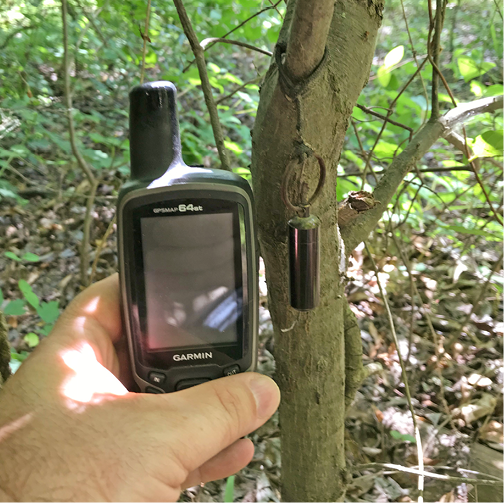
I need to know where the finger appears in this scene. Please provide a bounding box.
[58,274,122,344]
[155,373,279,476]
[181,439,254,489]
[46,274,123,373]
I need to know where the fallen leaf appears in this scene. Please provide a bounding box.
[453,393,497,424]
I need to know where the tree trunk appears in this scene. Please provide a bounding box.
[251,1,384,501]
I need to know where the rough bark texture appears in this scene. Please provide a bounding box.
[251,1,384,500]
[0,313,11,388]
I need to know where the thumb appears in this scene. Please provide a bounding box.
[161,373,280,473]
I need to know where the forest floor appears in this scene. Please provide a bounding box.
[0,172,502,503]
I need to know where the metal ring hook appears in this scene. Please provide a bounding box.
[281,153,327,215]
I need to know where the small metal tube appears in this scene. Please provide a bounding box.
[288,214,321,310]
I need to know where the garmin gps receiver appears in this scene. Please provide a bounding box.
[118,81,258,394]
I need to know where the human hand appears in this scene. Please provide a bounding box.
[0,275,280,501]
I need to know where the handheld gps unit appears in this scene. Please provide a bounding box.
[117,81,258,394]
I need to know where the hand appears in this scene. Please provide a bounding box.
[0,275,280,501]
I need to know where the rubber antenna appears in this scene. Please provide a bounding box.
[129,81,183,182]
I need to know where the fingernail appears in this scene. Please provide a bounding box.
[249,375,279,418]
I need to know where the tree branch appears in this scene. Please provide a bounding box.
[200,37,272,57]
[429,0,444,120]
[62,0,98,286]
[173,0,230,171]
[284,0,335,80]
[341,95,503,253]
[182,0,282,73]
[139,0,152,85]
[344,302,365,408]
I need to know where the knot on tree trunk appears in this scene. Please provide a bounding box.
[338,191,380,227]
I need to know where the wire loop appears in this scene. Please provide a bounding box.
[281,153,326,216]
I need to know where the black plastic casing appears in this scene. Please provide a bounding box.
[288,214,320,310]
[117,82,258,393]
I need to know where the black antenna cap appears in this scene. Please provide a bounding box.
[129,81,182,182]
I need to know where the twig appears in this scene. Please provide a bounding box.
[89,215,116,284]
[200,37,272,57]
[446,251,504,348]
[354,463,503,486]
[139,0,152,85]
[215,75,262,105]
[462,126,503,225]
[427,0,457,112]
[268,0,284,19]
[386,226,456,431]
[399,0,429,127]
[356,104,413,140]
[62,0,97,287]
[74,0,108,46]
[364,243,425,503]
[429,0,444,119]
[341,95,503,254]
[340,165,476,178]
[0,24,37,51]
[493,0,503,20]
[173,0,230,171]
[284,0,335,80]
[182,0,282,73]
[357,57,429,189]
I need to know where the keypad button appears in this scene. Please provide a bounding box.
[223,364,240,376]
[175,378,210,391]
[149,372,166,385]
[145,386,164,394]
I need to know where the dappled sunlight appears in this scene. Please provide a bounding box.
[60,342,127,407]
[0,413,33,444]
[82,296,100,315]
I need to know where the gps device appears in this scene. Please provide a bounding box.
[117,81,258,393]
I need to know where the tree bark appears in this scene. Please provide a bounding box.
[251,1,384,500]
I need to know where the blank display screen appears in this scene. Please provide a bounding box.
[140,212,241,349]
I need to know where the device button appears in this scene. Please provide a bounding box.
[175,378,210,391]
[149,372,166,385]
[145,386,164,394]
[223,364,241,376]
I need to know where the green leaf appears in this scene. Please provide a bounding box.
[384,45,404,69]
[23,332,39,348]
[5,251,21,261]
[469,130,503,159]
[21,252,40,262]
[224,475,235,503]
[483,84,504,97]
[39,324,54,336]
[224,140,243,154]
[377,65,391,87]
[457,56,496,82]
[37,301,60,324]
[374,141,400,158]
[18,280,39,309]
[390,430,416,443]
[470,81,483,97]
[0,289,3,306]
[4,299,26,316]
[443,224,499,239]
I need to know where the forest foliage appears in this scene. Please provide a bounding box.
[0,0,503,500]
